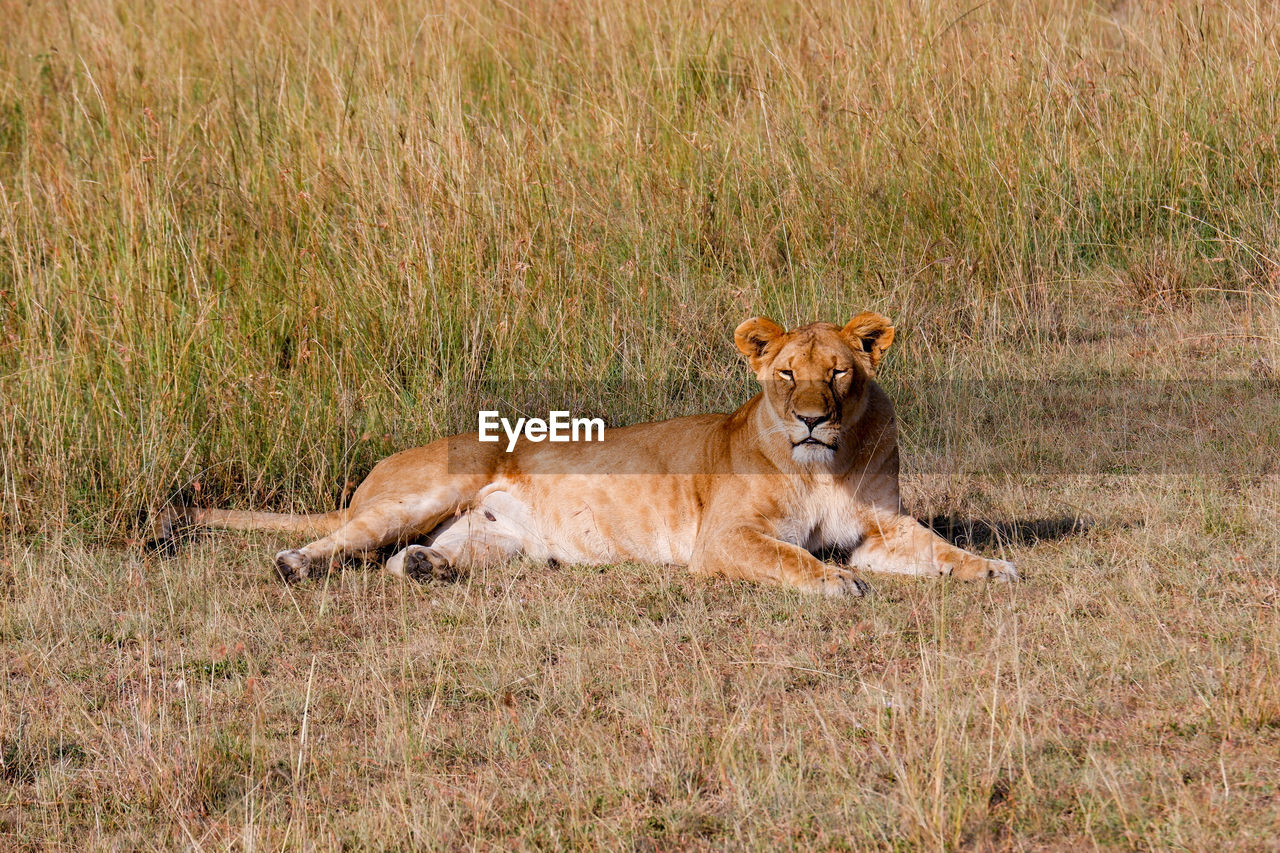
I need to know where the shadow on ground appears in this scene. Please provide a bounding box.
[923,515,1097,549]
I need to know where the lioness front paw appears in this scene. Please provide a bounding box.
[985,559,1018,582]
[811,568,870,598]
[949,555,1018,582]
[274,549,311,584]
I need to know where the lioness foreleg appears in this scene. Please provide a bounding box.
[849,513,1017,581]
[692,527,870,597]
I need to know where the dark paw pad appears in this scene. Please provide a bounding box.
[274,550,310,584]
[404,547,461,584]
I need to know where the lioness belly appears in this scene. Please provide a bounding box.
[473,475,701,566]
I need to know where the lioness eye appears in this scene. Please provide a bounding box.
[777,370,794,382]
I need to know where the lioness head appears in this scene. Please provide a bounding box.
[734,313,895,465]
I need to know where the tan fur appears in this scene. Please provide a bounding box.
[162,314,1016,594]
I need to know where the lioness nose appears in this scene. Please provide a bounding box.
[797,413,829,431]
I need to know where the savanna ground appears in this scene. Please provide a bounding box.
[2,0,1279,848]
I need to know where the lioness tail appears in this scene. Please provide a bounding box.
[146,506,348,549]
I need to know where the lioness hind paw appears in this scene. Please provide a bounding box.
[274,549,311,584]
[403,546,461,584]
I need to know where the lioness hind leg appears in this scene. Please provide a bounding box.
[275,496,457,583]
[386,490,536,584]
[850,513,1018,582]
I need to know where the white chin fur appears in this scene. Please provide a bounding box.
[791,443,836,465]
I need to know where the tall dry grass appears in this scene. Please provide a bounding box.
[2,0,1277,537]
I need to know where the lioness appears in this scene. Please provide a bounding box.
[153,313,1016,595]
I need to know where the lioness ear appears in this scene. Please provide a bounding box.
[842,312,895,370]
[734,317,786,371]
